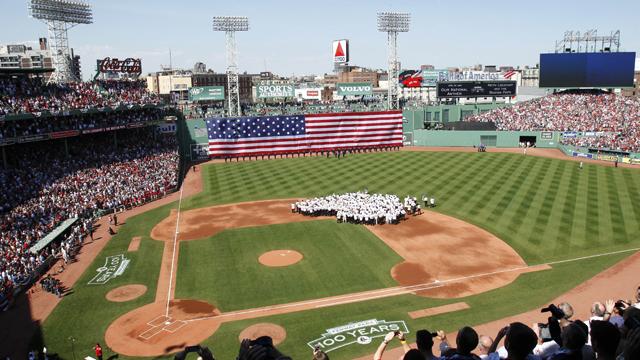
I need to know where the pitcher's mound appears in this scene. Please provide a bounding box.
[259,250,303,267]
[106,284,147,302]
[239,323,287,345]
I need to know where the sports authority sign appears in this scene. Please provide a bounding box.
[336,82,373,96]
[307,319,409,353]
[332,39,349,63]
[257,84,295,98]
[88,254,130,285]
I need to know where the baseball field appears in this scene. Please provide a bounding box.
[40,149,640,359]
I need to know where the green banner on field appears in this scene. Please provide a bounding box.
[189,86,225,101]
[336,82,373,96]
[257,84,295,98]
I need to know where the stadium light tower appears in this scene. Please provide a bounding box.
[377,12,410,110]
[28,0,93,83]
[213,16,249,117]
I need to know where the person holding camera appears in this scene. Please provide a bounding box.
[416,329,441,360]
[373,331,412,360]
[237,337,291,360]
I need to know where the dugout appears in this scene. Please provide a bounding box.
[519,135,537,146]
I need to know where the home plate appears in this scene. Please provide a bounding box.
[165,321,171,325]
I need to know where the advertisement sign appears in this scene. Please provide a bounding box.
[295,88,322,100]
[572,152,594,159]
[332,39,349,63]
[403,132,413,146]
[398,70,423,88]
[438,71,510,82]
[307,319,409,353]
[598,155,618,162]
[336,82,373,96]
[562,132,578,138]
[189,86,225,101]
[540,131,553,140]
[257,84,295,98]
[96,57,142,76]
[436,81,517,98]
[50,130,80,139]
[191,143,210,161]
[157,123,177,133]
[422,69,448,87]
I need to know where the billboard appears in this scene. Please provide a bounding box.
[189,86,225,101]
[398,70,423,88]
[96,57,142,76]
[295,88,322,100]
[539,52,636,88]
[422,69,448,87]
[336,82,373,96]
[436,81,517,98]
[257,84,295,98]
[332,40,349,63]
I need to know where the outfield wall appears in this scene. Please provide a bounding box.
[402,103,509,132]
[410,130,560,148]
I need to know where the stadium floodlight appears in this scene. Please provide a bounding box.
[213,16,249,117]
[28,0,93,83]
[377,12,410,110]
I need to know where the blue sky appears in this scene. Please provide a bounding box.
[2,0,639,80]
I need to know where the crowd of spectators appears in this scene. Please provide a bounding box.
[0,128,179,304]
[0,77,161,116]
[0,108,166,141]
[373,288,640,360]
[466,93,640,152]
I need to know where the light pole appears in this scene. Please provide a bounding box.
[213,16,249,117]
[28,0,93,83]
[377,12,410,110]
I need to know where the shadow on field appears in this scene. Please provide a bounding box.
[0,293,44,358]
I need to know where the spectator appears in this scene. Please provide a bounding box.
[503,323,539,360]
[466,93,640,152]
[589,321,619,360]
[438,327,481,360]
[416,329,441,360]
[0,128,178,300]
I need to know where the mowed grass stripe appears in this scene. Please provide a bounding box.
[181,152,640,265]
[605,169,628,245]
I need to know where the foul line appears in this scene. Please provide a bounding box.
[165,184,184,318]
[180,246,640,323]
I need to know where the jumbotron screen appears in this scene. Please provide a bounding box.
[539,52,636,88]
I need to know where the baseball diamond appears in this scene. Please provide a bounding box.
[2,3,640,360]
[15,149,637,359]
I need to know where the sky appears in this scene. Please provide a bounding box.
[2,0,639,80]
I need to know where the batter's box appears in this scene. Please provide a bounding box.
[148,315,171,327]
[163,320,187,333]
[139,325,165,340]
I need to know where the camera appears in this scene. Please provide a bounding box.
[537,323,552,342]
[541,304,565,319]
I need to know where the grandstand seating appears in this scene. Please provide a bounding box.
[0,76,177,307]
[466,93,640,152]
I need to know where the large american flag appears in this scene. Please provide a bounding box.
[207,110,403,157]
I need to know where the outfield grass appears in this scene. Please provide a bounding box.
[40,151,640,359]
[183,152,640,264]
